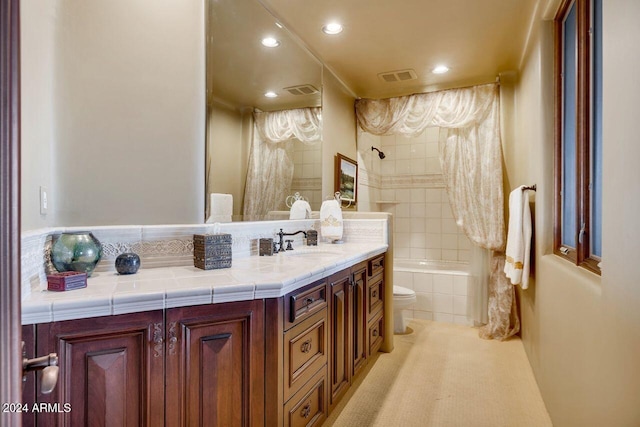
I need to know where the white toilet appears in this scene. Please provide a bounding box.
[393,285,417,334]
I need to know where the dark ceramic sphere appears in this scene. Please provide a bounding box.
[115,253,141,275]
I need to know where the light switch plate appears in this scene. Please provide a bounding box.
[40,186,48,215]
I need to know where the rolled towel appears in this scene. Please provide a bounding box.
[504,186,532,289]
[207,193,233,223]
[290,200,312,220]
[320,199,343,242]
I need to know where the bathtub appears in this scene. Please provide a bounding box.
[393,259,473,326]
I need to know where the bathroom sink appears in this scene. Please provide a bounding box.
[281,249,342,258]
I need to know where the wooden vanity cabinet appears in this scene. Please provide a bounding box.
[165,300,265,427]
[26,300,264,427]
[266,279,330,427]
[328,268,351,408]
[32,310,165,427]
[367,254,386,356]
[351,262,368,379]
[328,257,385,410]
[24,252,385,427]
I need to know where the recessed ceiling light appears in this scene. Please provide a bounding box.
[432,65,450,74]
[264,91,278,98]
[261,37,280,48]
[322,22,343,35]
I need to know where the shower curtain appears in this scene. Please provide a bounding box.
[356,83,519,340]
[243,107,322,221]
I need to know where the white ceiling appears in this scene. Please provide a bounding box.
[261,0,540,99]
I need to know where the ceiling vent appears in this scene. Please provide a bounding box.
[377,69,418,83]
[284,84,319,95]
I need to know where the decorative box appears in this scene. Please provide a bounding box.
[259,238,274,256]
[306,230,318,246]
[193,233,232,270]
[47,271,88,291]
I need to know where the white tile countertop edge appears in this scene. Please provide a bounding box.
[22,242,388,324]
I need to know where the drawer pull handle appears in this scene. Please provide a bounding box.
[301,403,311,418]
[305,297,315,306]
[372,329,379,337]
[300,339,312,353]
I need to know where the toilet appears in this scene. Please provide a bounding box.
[393,285,417,334]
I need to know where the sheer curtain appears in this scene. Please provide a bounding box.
[356,83,519,340]
[243,107,322,221]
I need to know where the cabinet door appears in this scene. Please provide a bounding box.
[351,263,367,379]
[165,300,264,427]
[35,311,165,427]
[328,269,351,409]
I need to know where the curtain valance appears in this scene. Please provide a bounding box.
[254,107,322,144]
[355,84,496,136]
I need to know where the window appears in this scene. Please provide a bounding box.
[554,0,602,274]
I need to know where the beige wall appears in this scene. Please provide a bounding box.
[322,68,358,201]
[206,102,250,219]
[21,0,205,229]
[20,0,58,229]
[509,1,640,425]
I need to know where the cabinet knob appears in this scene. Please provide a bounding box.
[300,339,312,353]
[372,329,379,337]
[301,402,311,418]
[372,290,378,298]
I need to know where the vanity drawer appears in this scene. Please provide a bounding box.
[283,367,327,427]
[368,254,385,277]
[368,312,384,356]
[285,279,328,330]
[367,273,384,320]
[284,309,328,401]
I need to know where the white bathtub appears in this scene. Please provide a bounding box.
[393,258,473,325]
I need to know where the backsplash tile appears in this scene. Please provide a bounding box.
[21,218,388,298]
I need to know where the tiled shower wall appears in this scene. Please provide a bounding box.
[357,127,471,262]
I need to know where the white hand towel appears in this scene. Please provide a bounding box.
[320,199,343,242]
[290,199,312,220]
[504,186,532,289]
[206,193,233,223]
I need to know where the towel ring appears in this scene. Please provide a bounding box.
[286,192,308,208]
[325,191,351,208]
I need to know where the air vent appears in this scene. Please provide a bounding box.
[284,84,319,95]
[377,69,418,83]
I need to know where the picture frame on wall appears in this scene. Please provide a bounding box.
[334,153,357,204]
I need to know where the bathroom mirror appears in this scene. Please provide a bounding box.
[205,0,323,221]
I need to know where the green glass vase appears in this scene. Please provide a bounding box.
[51,231,103,277]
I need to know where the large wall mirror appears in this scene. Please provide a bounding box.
[205,0,323,222]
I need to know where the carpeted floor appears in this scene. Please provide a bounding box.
[325,319,552,427]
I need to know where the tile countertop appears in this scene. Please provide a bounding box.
[22,242,388,325]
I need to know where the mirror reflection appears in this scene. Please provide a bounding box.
[205,0,323,222]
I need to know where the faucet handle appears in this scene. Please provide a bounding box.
[285,240,294,251]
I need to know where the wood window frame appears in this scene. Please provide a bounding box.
[553,0,601,274]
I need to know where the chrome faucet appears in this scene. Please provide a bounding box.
[275,228,307,252]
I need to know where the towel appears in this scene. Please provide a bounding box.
[320,199,343,242]
[290,199,312,220]
[504,186,532,289]
[206,193,233,223]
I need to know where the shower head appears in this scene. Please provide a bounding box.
[371,146,386,159]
